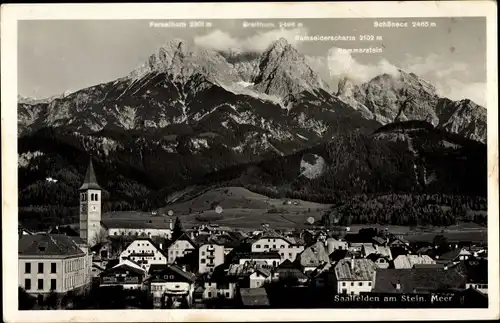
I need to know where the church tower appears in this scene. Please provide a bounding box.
[79,158,102,246]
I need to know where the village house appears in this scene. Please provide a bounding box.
[372,266,467,294]
[296,241,330,273]
[361,243,393,260]
[459,258,488,294]
[237,252,282,267]
[366,254,391,269]
[143,264,196,308]
[18,234,93,302]
[325,237,349,254]
[103,218,173,240]
[193,224,232,237]
[273,259,309,283]
[249,268,272,288]
[99,259,146,290]
[251,232,305,262]
[329,258,378,295]
[203,276,237,300]
[167,233,197,264]
[393,254,436,269]
[436,247,473,264]
[118,237,168,272]
[238,288,271,308]
[198,243,225,274]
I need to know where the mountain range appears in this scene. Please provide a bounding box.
[17,38,487,228]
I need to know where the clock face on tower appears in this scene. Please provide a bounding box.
[80,204,87,213]
[91,205,97,212]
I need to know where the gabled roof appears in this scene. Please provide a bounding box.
[146,264,196,283]
[240,288,270,307]
[105,260,145,276]
[372,237,386,245]
[237,252,281,260]
[124,237,168,258]
[254,268,272,277]
[372,267,467,293]
[19,234,85,257]
[439,248,471,261]
[297,241,330,267]
[334,259,377,281]
[169,232,197,248]
[79,158,102,191]
[393,255,436,269]
[457,258,488,284]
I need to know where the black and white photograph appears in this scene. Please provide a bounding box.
[2,2,498,322]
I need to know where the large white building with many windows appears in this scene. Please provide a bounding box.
[18,234,92,300]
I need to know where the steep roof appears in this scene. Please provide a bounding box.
[79,158,102,191]
[169,232,197,248]
[237,252,281,260]
[372,267,467,293]
[19,234,85,257]
[334,259,377,281]
[393,255,436,269]
[297,241,330,267]
[240,288,270,307]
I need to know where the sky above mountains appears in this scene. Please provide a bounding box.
[18,17,486,106]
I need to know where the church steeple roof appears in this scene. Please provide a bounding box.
[79,158,102,191]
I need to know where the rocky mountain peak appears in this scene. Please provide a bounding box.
[252,37,328,104]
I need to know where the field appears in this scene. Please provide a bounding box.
[90,187,487,245]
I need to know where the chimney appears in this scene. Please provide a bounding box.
[443,265,448,271]
[350,259,355,271]
[159,243,163,250]
[395,283,401,290]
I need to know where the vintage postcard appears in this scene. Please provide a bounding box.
[1,1,498,322]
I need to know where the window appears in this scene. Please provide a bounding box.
[351,282,354,286]
[358,282,363,286]
[351,291,355,295]
[208,292,212,298]
[25,263,31,274]
[280,253,284,257]
[264,245,269,248]
[342,289,347,294]
[280,245,285,249]
[51,279,57,290]
[226,292,230,297]
[201,259,206,264]
[342,282,346,286]
[256,245,261,249]
[51,263,56,274]
[38,279,43,290]
[368,282,372,286]
[273,245,276,249]
[25,279,31,290]
[201,251,205,256]
[95,194,99,201]
[289,253,292,257]
[38,263,44,274]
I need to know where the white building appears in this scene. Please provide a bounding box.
[237,252,282,268]
[18,234,93,299]
[249,268,272,288]
[119,238,168,272]
[251,234,304,262]
[199,243,225,274]
[145,264,196,308]
[330,259,377,295]
[103,216,173,239]
[167,233,197,264]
